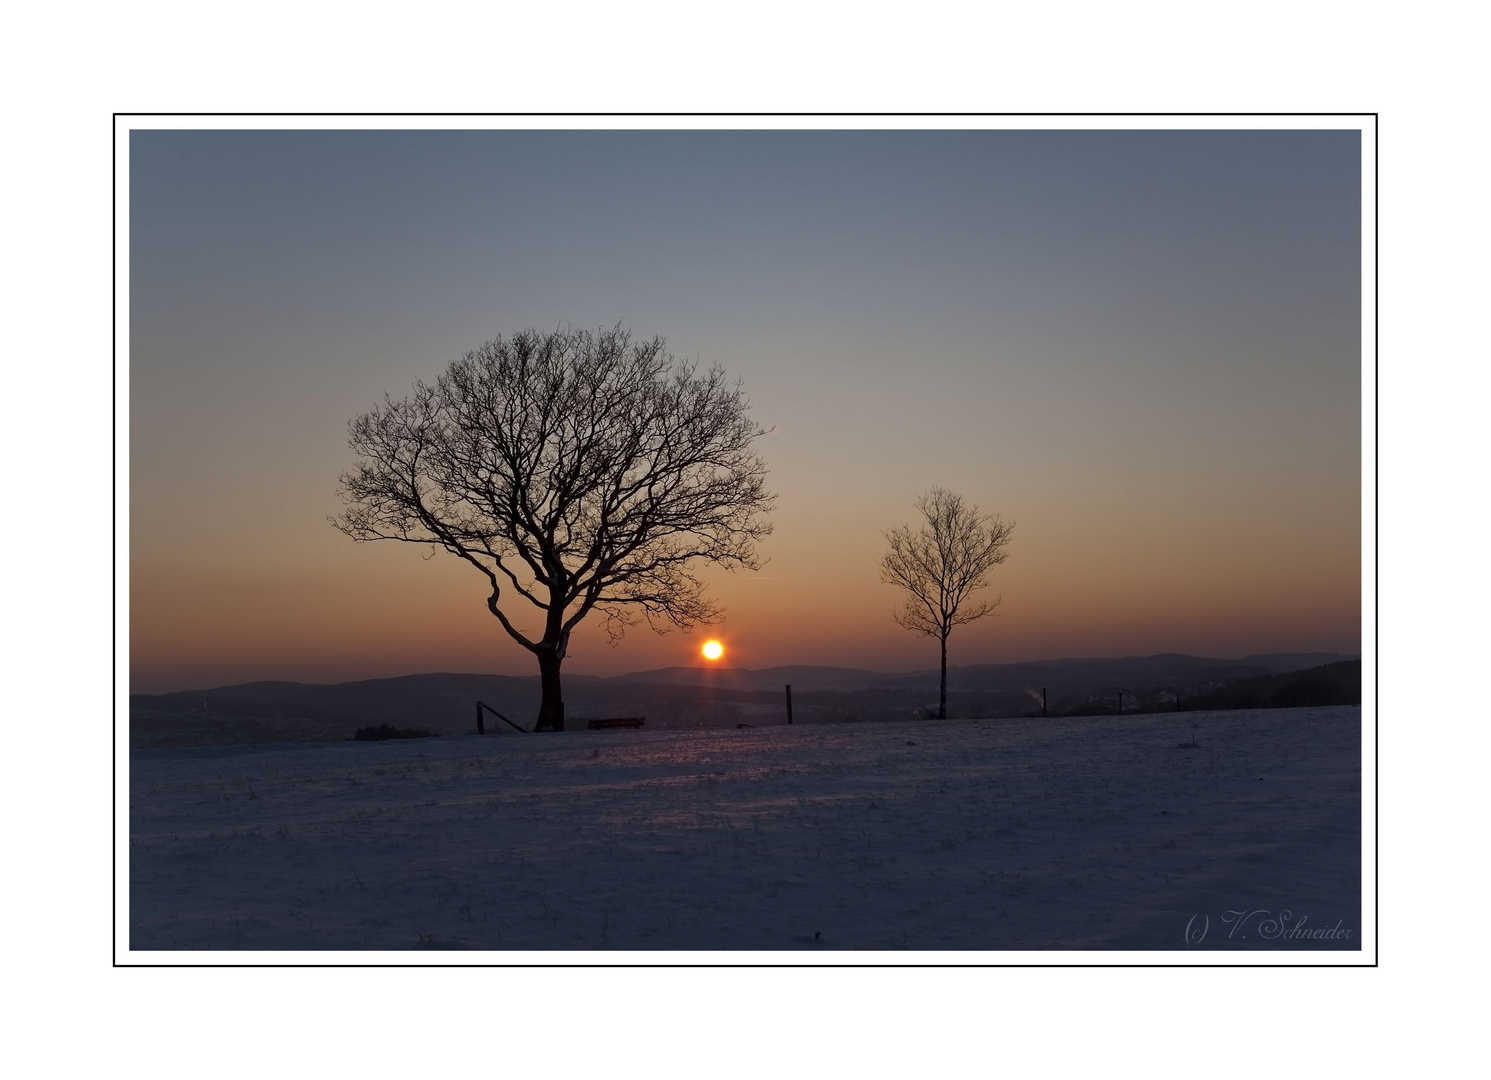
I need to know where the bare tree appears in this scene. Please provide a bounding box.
[335,326,774,731]
[881,488,1015,719]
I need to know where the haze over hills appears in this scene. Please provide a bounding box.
[129,652,1357,748]
[610,653,1348,693]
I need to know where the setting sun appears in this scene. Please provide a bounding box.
[702,640,724,661]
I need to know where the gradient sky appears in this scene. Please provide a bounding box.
[129,129,1361,693]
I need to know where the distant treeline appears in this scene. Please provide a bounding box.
[128,653,1361,748]
[1049,660,1361,717]
[353,723,435,741]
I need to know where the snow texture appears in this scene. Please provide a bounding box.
[128,705,1361,951]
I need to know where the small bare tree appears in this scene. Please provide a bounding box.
[881,488,1015,719]
[335,326,773,731]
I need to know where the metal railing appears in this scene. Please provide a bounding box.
[476,700,528,734]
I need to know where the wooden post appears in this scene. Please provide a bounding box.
[475,702,484,735]
[1118,691,1123,715]
[1042,687,1047,717]
[785,684,794,725]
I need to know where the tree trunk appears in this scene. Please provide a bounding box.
[535,647,565,732]
[939,633,948,720]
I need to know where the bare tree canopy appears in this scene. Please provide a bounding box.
[881,487,1014,719]
[335,325,774,730]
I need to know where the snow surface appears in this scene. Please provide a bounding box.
[128,706,1361,951]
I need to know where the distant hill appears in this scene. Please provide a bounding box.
[1238,653,1355,675]
[129,652,1358,748]
[575,652,1354,695]
[1188,659,1361,711]
[605,665,896,693]
[1050,659,1361,716]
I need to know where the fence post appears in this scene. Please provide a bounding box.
[785,684,794,725]
[476,702,484,735]
[1118,691,1123,715]
[1042,687,1047,717]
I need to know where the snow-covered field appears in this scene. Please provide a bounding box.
[128,705,1361,952]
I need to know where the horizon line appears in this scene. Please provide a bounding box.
[133,649,1361,696]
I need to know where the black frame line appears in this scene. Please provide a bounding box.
[113,111,1378,969]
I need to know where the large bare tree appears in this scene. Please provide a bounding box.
[881,488,1015,719]
[335,326,773,731]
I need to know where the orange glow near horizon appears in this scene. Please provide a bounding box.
[702,640,724,661]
